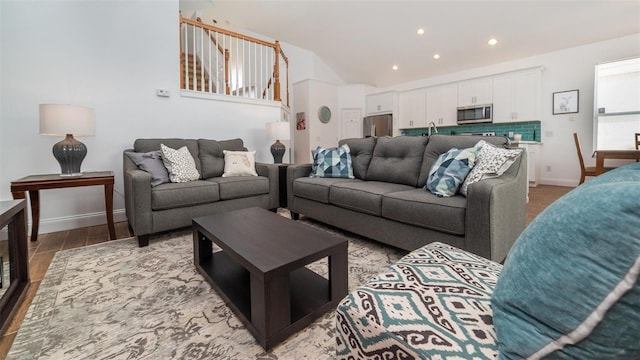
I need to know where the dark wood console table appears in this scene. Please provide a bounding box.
[0,200,30,336]
[10,171,116,242]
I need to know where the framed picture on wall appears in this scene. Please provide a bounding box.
[296,112,306,130]
[553,90,579,114]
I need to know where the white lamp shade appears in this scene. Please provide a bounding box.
[267,121,290,141]
[39,104,95,136]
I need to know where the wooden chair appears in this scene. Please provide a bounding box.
[573,133,613,184]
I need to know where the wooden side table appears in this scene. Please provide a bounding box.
[10,171,116,242]
[0,200,30,336]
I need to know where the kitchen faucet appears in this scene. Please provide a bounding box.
[427,121,438,136]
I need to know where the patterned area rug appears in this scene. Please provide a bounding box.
[8,218,406,359]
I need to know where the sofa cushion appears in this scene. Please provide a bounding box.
[310,144,354,179]
[335,242,501,359]
[124,150,170,187]
[330,181,414,216]
[366,136,429,187]
[426,147,478,197]
[292,177,356,204]
[338,137,377,180]
[134,138,201,176]
[222,150,258,177]
[460,141,522,196]
[198,138,246,179]
[491,163,640,359]
[418,134,508,187]
[160,144,201,183]
[382,188,467,235]
[151,180,219,211]
[208,176,269,200]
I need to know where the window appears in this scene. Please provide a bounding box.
[594,57,640,150]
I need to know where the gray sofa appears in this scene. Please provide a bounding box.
[286,134,527,262]
[123,138,279,247]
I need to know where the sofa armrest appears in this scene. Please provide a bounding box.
[255,162,279,209]
[286,164,313,208]
[123,151,153,236]
[465,151,527,262]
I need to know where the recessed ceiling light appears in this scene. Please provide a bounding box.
[488,38,498,46]
[433,54,440,60]
[417,28,425,35]
[392,65,398,71]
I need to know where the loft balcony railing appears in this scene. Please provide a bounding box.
[180,15,289,107]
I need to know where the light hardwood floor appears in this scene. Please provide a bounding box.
[0,185,573,357]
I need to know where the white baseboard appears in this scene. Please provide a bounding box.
[539,177,578,187]
[0,209,127,240]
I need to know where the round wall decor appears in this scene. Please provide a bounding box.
[318,106,331,123]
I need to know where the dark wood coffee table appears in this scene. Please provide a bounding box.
[193,207,348,350]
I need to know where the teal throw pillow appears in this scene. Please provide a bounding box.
[491,162,640,359]
[310,144,354,179]
[425,147,477,197]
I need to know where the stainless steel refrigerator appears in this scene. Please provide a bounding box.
[363,114,393,137]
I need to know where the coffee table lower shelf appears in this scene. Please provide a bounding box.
[192,208,348,350]
[198,251,333,331]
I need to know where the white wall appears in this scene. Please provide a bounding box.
[369,34,640,186]
[0,0,3,184]
[0,1,287,233]
[292,80,339,163]
[293,81,310,164]
[310,81,340,150]
[279,44,344,86]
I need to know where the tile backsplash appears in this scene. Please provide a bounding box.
[401,121,541,142]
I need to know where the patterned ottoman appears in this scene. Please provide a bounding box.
[335,242,502,359]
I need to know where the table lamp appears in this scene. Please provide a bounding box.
[267,121,290,164]
[39,104,95,176]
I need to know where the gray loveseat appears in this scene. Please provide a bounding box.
[123,138,279,246]
[286,134,527,262]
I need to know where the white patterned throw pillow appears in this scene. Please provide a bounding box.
[160,144,200,183]
[460,140,522,196]
[222,150,258,177]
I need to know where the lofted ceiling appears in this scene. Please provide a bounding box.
[180,0,640,88]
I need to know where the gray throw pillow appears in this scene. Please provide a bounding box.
[125,150,170,187]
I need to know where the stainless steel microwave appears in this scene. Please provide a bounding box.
[457,104,493,124]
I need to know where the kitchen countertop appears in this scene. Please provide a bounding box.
[512,141,542,145]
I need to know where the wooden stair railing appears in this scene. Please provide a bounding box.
[181,53,213,92]
[179,15,289,107]
[261,43,290,105]
[196,17,225,56]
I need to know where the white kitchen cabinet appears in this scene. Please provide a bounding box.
[518,142,541,187]
[366,92,395,115]
[426,83,458,126]
[493,68,542,123]
[398,89,426,129]
[457,77,492,106]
